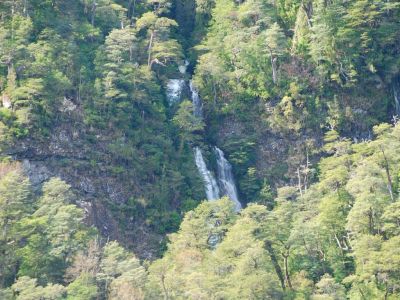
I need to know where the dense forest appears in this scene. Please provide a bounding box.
[0,0,400,299]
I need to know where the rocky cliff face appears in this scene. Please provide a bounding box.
[5,99,167,259]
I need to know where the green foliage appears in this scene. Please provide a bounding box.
[134,123,396,299]
[0,124,400,299]
[16,178,94,284]
[173,100,205,151]
[311,274,346,299]
[0,0,400,299]
[0,163,33,287]
[97,241,147,299]
[11,276,66,300]
[66,273,98,300]
[239,167,261,202]
[191,0,399,200]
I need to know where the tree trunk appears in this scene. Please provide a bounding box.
[129,46,133,62]
[147,30,154,68]
[304,150,310,192]
[91,1,96,26]
[380,147,394,202]
[301,1,313,28]
[384,283,389,300]
[368,207,374,234]
[264,241,286,290]
[128,0,137,22]
[128,0,133,19]
[297,167,303,196]
[161,274,169,300]
[77,70,82,103]
[334,233,349,251]
[23,0,28,16]
[212,81,217,106]
[283,248,293,290]
[270,54,278,84]
[393,81,400,116]
[10,0,15,17]
[358,287,367,300]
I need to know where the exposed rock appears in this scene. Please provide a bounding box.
[6,111,164,260]
[21,159,51,188]
[80,177,95,194]
[60,97,77,112]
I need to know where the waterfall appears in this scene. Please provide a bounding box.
[190,80,242,211]
[166,79,185,105]
[178,60,189,74]
[189,80,203,118]
[166,63,242,210]
[214,147,242,211]
[194,147,220,200]
[165,61,190,105]
[190,80,220,201]
[393,81,400,116]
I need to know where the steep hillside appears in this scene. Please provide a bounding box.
[0,0,205,258]
[1,0,400,298]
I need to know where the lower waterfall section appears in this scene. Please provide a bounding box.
[194,147,220,200]
[189,80,242,211]
[214,147,242,211]
[393,78,400,117]
[164,62,242,210]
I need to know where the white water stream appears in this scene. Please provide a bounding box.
[194,147,220,200]
[393,81,400,116]
[189,80,242,211]
[166,79,185,105]
[214,147,242,211]
[166,61,242,210]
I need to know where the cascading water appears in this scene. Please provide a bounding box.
[166,61,242,210]
[214,147,242,211]
[166,79,185,105]
[189,79,242,211]
[393,80,400,116]
[189,80,203,118]
[190,80,220,201]
[178,60,189,74]
[194,147,220,200]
